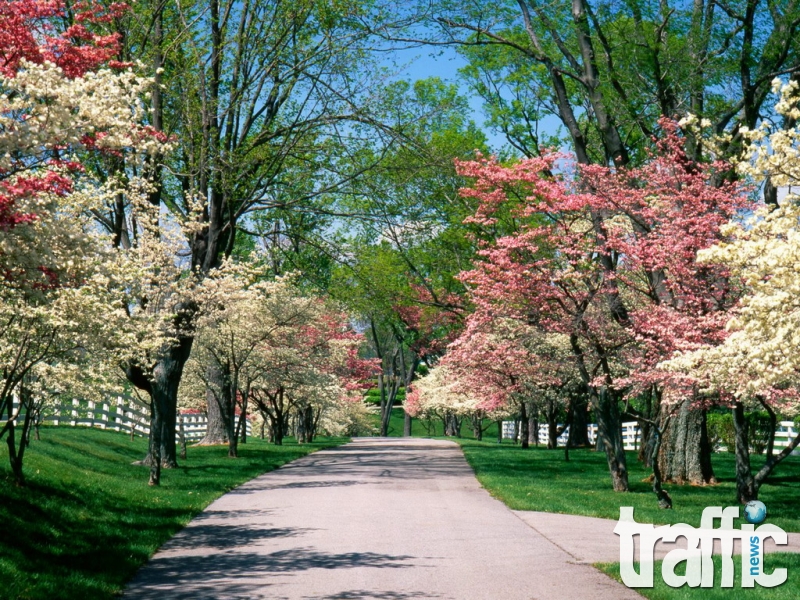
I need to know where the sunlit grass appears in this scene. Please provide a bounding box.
[596,553,800,599]
[457,440,800,532]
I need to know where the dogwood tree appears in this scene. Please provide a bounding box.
[666,80,800,501]
[0,1,171,485]
[454,127,747,490]
[406,364,509,440]
[184,274,376,447]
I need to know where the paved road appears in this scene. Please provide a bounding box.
[125,438,643,600]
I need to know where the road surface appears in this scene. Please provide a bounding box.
[125,437,643,600]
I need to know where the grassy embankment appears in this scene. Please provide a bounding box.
[0,426,343,600]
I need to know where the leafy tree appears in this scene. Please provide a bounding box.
[86,0,411,479]
[452,128,748,493]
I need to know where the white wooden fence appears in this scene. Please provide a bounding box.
[8,396,250,440]
[502,420,800,454]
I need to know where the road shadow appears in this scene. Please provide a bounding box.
[303,590,447,599]
[161,524,314,550]
[127,548,417,598]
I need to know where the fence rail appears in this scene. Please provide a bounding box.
[4,397,250,441]
[501,420,799,455]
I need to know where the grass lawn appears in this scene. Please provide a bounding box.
[457,440,800,532]
[459,441,800,596]
[0,426,344,600]
[596,553,800,599]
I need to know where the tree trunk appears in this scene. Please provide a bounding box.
[527,414,537,446]
[178,413,187,460]
[595,386,629,492]
[403,412,412,437]
[238,391,248,445]
[496,420,503,443]
[444,413,461,437]
[472,413,483,440]
[568,394,590,447]
[546,405,559,449]
[657,400,715,485]
[733,402,757,502]
[650,421,673,509]
[139,342,193,480]
[196,362,231,446]
[520,402,529,449]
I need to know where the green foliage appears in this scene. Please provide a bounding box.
[706,412,735,453]
[0,427,343,599]
[371,407,501,440]
[707,412,778,455]
[363,387,406,405]
[457,441,800,533]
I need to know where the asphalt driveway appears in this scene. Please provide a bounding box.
[124,437,643,600]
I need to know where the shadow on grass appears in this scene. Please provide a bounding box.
[0,427,342,600]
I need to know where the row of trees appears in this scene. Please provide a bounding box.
[410,103,800,504]
[4,0,800,509]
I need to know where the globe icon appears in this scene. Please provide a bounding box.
[745,500,767,524]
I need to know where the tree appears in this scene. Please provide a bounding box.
[0,1,162,484]
[453,127,747,491]
[186,273,375,446]
[406,364,509,440]
[665,80,800,501]
[444,318,576,448]
[373,0,800,166]
[83,0,412,479]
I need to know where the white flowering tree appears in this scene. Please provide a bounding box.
[182,274,376,448]
[0,1,165,485]
[406,365,510,440]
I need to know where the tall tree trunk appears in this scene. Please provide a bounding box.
[238,388,249,445]
[178,413,187,460]
[444,413,461,437]
[595,386,629,492]
[472,413,483,440]
[196,362,231,445]
[403,412,412,436]
[568,394,590,447]
[520,401,529,449]
[657,399,715,485]
[137,338,193,481]
[733,401,757,502]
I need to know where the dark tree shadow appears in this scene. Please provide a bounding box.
[303,590,447,599]
[126,548,417,599]
[160,524,315,550]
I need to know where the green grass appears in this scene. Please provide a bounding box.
[0,426,344,600]
[457,440,800,532]
[596,553,800,599]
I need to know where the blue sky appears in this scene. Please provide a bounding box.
[384,45,509,151]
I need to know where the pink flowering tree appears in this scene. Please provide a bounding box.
[452,125,748,492]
